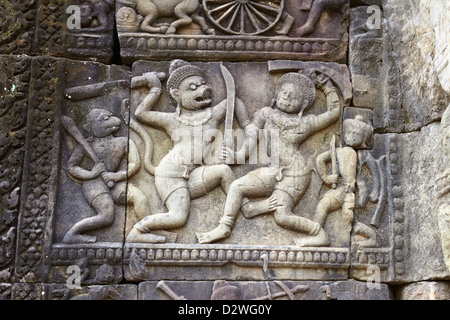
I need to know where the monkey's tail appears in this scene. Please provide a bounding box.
[131,116,155,176]
[123,99,156,175]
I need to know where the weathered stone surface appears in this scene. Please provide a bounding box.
[0,0,449,302]
[387,123,450,282]
[436,105,450,273]
[0,1,37,55]
[45,284,138,300]
[396,281,450,300]
[382,0,450,132]
[349,6,403,133]
[116,0,350,64]
[0,1,116,63]
[36,0,117,63]
[0,55,31,284]
[122,59,363,281]
[139,279,393,300]
[48,59,131,285]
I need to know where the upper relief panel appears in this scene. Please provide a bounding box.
[116,0,350,64]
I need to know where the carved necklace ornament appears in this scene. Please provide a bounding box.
[175,108,213,126]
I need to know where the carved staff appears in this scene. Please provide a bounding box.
[220,63,236,164]
[252,283,310,300]
[61,115,114,189]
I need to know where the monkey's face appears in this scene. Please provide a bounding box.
[88,109,121,138]
[172,76,212,111]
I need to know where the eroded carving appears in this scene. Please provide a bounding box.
[76,0,114,32]
[296,0,347,37]
[136,0,214,35]
[202,0,294,36]
[116,0,350,63]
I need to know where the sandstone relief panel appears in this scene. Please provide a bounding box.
[121,59,372,281]
[116,0,350,64]
[47,60,131,286]
[1,0,449,302]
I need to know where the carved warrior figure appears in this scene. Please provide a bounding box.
[126,60,254,243]
[196,71,343,245]
[298,115,377,247]
[62,109,139,243]
[130,0,215,34]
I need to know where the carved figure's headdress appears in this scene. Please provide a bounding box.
[274,72,316,112]
[167,60,205,106]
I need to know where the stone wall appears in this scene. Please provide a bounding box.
[0,0,449,302]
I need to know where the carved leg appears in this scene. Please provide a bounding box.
[240,196,277,219]
[353,221,378,247]
[127,184,152,220]
[192,11,215,35]
[189,164,235,199]
[269,190,326,246]
[126,188,191,243]
[63,193,115,244]
[167,2,196,34]
[293,188,347,247]
[139,3,167,34]
[315,188,345,226]
[196,171,274,244]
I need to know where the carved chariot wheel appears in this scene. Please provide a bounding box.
[202,0,285,35]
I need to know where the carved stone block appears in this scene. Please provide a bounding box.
[47,59,131,285]
[5,56,131,285]
[45,284,138,300]
[0,55,31,283]
[35,0,116,63]
[396,281,450,300]
[0,1,37,55]
[0,0,116,63]
[123,59,356,281]
[116,0,350,64]
[139,279,393,300]
[348,6,403,133]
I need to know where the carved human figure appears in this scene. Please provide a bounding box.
[132,0,215,35]
[296,0,347,37]
[62,109,137,243]
[297,115,375,247]
[196,72,342,244]
[126,60,253,243]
